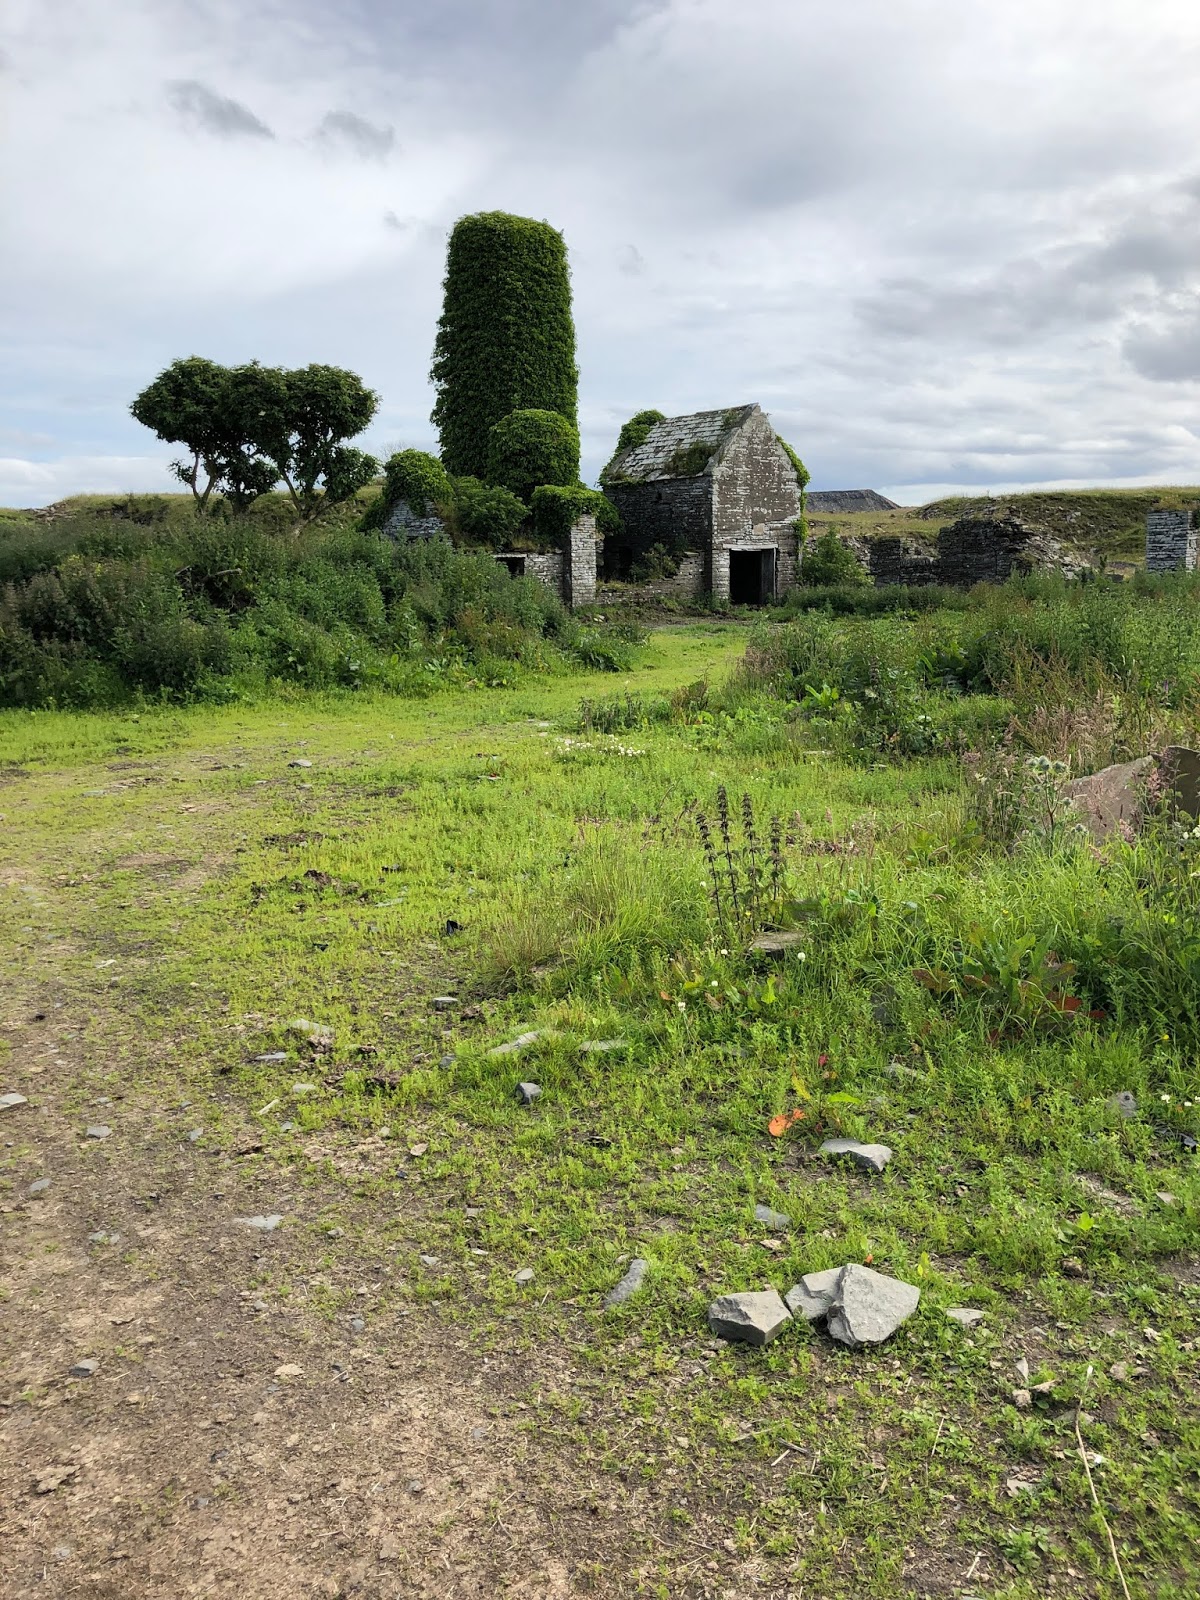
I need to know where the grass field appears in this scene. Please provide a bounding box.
[1,620,1197,1599]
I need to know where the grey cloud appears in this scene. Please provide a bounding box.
[167,79,274,139]
[315,111,395,160]
[1123,312,1200,382]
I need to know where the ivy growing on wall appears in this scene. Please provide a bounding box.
[486,409,580,505]
[430,212,579,479]
[780,439,811,536]
[530,484,620,548]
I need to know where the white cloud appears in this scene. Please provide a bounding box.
[0,455,176,506]
[3,0,1200,505]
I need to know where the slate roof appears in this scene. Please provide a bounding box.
[604,404,759,484]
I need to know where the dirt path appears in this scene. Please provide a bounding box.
[1,986,636,1600]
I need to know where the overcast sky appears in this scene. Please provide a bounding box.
[3,0,1200,506]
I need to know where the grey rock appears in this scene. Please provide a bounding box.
[514,1267,535,1285]
[255,1052,289,1063]
[0,1092,29,1111]
[819,1137,893,1175]
[1110,1091,1138,1120]
[754,1204,792,1231]
[946,1306,985,1329]
[95,1097,112,1106]
[28,1178,51,1195]
[52,1546,71,1561]
[84,1125,111,1140]
[826,1265,919,1348]
[707,1289,791,1347]
[784,1268,844,1322]
[419,1254,439,1267]
[438,1055,456,1068]
[604,1258,649,1308]
[70,1358,99,1378]
[287,759,313,769]
[235,1214,283,1231]
[579,1038,629,1054]
[187,1129,203,1142]
[291,1082,317,1095]
[88,1230,119,1245]
[515,1081,541,1106]
[490,1031,542,1057]
[349,1315,365,1334]
[432,996,459,1011]
[748,932,807,958]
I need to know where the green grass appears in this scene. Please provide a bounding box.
[1,619,1197,1597]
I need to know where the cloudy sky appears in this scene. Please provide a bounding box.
[3,0,1200,506]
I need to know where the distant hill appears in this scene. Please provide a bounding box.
[807,489,899,513]
[805,486,1200,566]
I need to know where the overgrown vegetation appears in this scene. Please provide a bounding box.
[485,408,581,504]
[0,495,636,706]
[430,211,578,479]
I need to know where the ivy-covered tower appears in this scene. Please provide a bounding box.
[430,212,579,480]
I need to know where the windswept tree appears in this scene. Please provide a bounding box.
[430,212,578,479]
[130,356,275,514]
[132,358,379,525]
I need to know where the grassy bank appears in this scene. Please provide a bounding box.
[1,615,1197,1597]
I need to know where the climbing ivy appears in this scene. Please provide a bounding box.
[430,212,578,479]
[530,484,620,547]
[486,409,580,504]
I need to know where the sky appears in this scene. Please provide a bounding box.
[3,0,1200,506]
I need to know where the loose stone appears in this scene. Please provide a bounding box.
[28,1177,51,1195]
[748,932,807,958]
[514,1267,535,1285]
[604,1258,648,1308]
[819,1138,893,1175]
[579,1039,629,1054]
[515,1081,542,1106]
[235,1214,283,1231]
[1109,1091,1138,1120]
[70,1359,99,1378]
[946,1307,985,1329]
[827,1266,919,1347]
[287,759,313,768]
[1,1092,29,1111]
[490,1032,542,1057]
[432,997,459,1011]
[707,1289,791,1347]
[784,1268,843,1322]
[85,1125,111,1140]
[754,1204,792,1231]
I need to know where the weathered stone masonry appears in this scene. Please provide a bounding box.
[601,405,802,603]
[1146,509,1198,572]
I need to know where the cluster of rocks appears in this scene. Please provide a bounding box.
[709,1264,920,1350]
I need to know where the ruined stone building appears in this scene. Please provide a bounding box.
[1145,508,1198,572]
[600,405,803,604]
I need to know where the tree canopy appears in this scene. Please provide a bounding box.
[131,358,379,524]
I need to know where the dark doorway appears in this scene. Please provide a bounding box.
[728,548,776,606]
[496,554,526,577]
[602,543,635,581]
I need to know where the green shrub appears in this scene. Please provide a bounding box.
[373,450,453,520]
[486,410,580,504]
[430,212,578,478]
[799,531,870,587]
[445,477,529,549]
[530,484,619,548]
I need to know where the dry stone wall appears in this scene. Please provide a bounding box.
[1146,509,1197,572]
[709,411,802,601]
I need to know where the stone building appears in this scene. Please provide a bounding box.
[383,499,600,608]
[600,405,803,604]
[1145,508,1198,572]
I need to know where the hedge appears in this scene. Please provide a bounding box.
[486,409,580,504]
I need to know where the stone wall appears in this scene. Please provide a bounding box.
[1146,509,1198,572]
[382,499,445,540]
[565,514,599,607]
[867,511,1092,587]
[709,410,801,600]
[600,476,712,577]
[596,553,707,604]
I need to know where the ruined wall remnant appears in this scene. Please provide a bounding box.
[709,408,802,602]
[383,499,445,541]
[867,510,1093,587]
[1146,509,1198,572]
